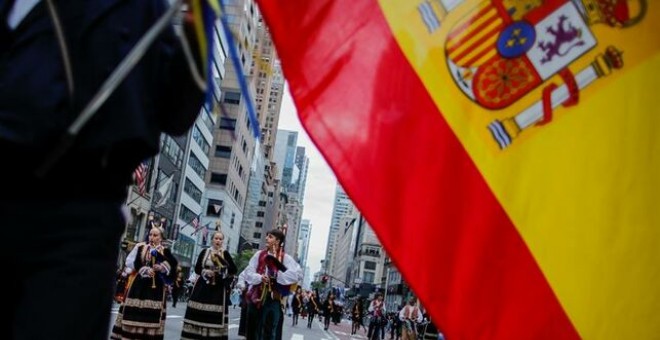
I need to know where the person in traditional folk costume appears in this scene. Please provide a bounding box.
[351,296,365,335]
[367,293,386,340]
[244,229,302,340]
[181,231,237,339]
[322,292,337,331]
[398,297,423,340]
[111,226,177,339]
[290,286,304,326]
[306,291,321,329]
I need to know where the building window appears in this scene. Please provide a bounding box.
[363,271,375,284]
[162,136,184,167]
[183,178,202,204]
[255,221,263,228]
[210,172,227,185]
[364,261,376,270]
[224,91,241,105]
[219,118,236,130]
[206,199,223,216]
[253,232,261,239]
[256,211,265,217]
[188,152,206,178]
[215,145,232,158]
[179,204,197,224]
[192,125,210,154]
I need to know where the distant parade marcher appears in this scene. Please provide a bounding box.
[111,227,178,339]
[367,292,386,340]
[322,292,338,331]
[291,286,304,326]
[231,286,242,309]
[351,296,365,335]
[171,266,184,308]
[243,229,302,340]
[306,291,321,329]
[181,231,237,339]
[399,297,423,340]
[236,269,252,338]
[389,311,402,340]
[300,291,310,319]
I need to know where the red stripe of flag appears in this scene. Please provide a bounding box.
[133,162,147,195]
[256,0,580,338]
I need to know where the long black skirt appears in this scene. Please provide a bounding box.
[180,278,230,339]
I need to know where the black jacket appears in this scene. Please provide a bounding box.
[0,0,203,193]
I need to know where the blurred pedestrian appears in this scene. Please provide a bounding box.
[351,297,365,335]
[322,292,337,331]
[306,291,321,329]
[291,286,304,326]
[172,266,184,308]
[231,286,242,309]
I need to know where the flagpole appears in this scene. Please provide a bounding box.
[126,170,179,205]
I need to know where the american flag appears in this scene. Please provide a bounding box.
[133,162,148,195]
[191,216,204,235]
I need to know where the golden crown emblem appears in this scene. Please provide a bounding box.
[578,0,647,27]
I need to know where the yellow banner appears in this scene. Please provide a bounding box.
[380,0,660,337]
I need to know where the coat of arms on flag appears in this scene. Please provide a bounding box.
[443,0,646,149]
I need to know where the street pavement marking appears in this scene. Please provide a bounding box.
[291,334,304,340]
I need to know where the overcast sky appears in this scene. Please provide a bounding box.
[277,84,337,279]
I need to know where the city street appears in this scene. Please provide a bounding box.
[109,302,370,340]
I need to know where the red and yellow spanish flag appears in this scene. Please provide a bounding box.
[257,0,659,338]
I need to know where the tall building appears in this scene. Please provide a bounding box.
[204,0,261,254]
[324,184,354,275]
[273,129,298,188]
[291,146,310,199]
[283,196,302,259]
[173,109,217,268]
[172,17,230,268]
[332,207,359,288]
[344,217,386,301]
[298,219,312,269]
[239,15,286,251]
[297,219,312,286]
[272,130,309,260]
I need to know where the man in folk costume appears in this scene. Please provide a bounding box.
[244,229,301,340]
[367,292,386,340]
[398,297,423,340]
